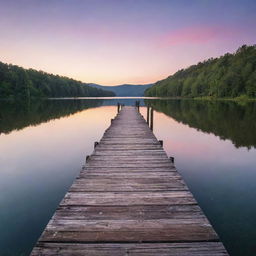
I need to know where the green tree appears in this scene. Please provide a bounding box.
[145,44,256,99]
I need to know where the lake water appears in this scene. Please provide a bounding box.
[0,98,255,256]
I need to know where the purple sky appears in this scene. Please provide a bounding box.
[0,0,255,85]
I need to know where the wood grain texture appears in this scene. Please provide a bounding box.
[31,242,228,256]
[30,106,228,255]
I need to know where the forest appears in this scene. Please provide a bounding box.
[0,62,115,99]
[145,45,256,98]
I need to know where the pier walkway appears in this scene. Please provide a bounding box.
[31,106,228,255]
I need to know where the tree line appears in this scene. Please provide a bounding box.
[0,62,115,99]
[145,45,256,98]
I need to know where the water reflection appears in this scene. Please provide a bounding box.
[1,99,255,149]
[0,98,255,256]
[0,98,147,135]
[0,99,102,134]
[146,99,256,149]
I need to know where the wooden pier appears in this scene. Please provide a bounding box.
[31,106,228,255]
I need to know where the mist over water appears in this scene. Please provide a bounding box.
[0,98,255,256]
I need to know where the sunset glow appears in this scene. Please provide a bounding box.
[0,0,255,85]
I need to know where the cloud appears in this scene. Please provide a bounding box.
[159,26,238,47]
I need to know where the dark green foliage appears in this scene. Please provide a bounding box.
[145,45,256,98]
[0,62,115,99]
[146,99,256,149]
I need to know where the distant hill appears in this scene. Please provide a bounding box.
[89,83,153,96]
[145,45,256,99]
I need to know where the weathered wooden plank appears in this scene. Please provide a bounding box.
[74,177,184,182]
[40,219,218,242]
[79,172,181,178]
[69,177,187,192]
[94,146,163,150]
[60,191,197,206]
[31,242,228,256]
[69,186,188,192]
[85,162,174,168]
[89,156,169,161]
[81,168,177,173]
[86,160,173,164]
[53,205,205,220]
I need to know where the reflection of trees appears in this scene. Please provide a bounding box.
[0,99,103,134]
[146,99,256,149]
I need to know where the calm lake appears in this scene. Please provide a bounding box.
[0,98,255,256]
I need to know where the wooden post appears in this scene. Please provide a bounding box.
[94,142,99,148]
[117,102,120,113]
[137,101,140,112]
[150,107,154,131]
[159,140,163,147]
[170,156,174,164]
[146,105,150,124]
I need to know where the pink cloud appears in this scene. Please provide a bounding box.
[159,26,239,47]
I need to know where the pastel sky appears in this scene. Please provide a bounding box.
[0,0,255,85]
